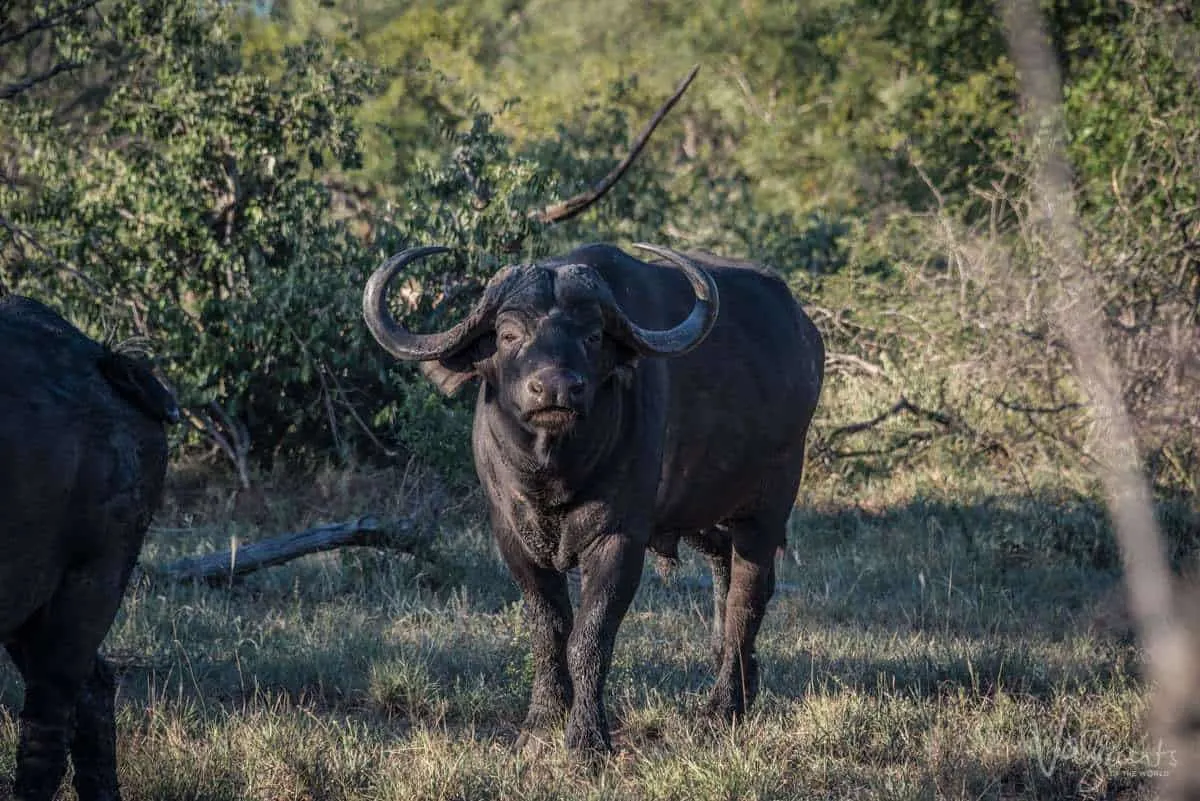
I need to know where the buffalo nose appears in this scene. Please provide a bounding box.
[526,370,586,405]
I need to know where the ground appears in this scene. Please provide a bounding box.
[0,459,1166,800]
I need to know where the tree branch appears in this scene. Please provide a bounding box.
[822,396,954,446]
[1001,3,1195,797]
[0,0,100,49]
[529,64,701,224]
[0,212,104,291]
[0,60,83,100]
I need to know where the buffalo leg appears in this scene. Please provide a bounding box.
[10,560,130,801]
[683,528,733,669]
[70,656,121,801]
[6,636,77,801]
[707,519,777,721]
[566,533,644,755]
[707,549,732,668]
[496,532,574,742]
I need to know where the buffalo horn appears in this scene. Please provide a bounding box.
[603,243,719,357]
[363,246,498,361]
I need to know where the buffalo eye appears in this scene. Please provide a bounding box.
[584,330,603,348]
[498,328,523,348]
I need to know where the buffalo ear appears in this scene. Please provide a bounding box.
[417,335,496,398]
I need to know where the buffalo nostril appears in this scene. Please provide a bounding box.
[527,378,544,397]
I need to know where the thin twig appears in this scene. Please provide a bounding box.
[0,213,104,292]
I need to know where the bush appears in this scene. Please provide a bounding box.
[0,3,733,480]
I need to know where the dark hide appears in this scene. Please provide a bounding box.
[0,296,175,801]
[410,244,824,755]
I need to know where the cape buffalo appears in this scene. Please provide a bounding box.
[0,295,177,801]
[363,243,824,755]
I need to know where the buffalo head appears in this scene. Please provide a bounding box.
[363,244,719,436]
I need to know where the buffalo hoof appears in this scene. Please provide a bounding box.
[708,654,759,722]
[515,727,557,760]
[705,690,743,723]
[705,675,755,723]
[564,721,612,763]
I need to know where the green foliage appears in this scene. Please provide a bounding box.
[2,1,407,465]
[3,0,1198,495]
[1,0,754,475]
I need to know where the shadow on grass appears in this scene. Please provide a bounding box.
[778,491,1195,641]
[3,489,1188,773]
[612,630,1137,714]
[615,490,1178,708]
[789,489,1198,574]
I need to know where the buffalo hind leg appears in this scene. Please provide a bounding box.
[566,533,644,756]
[6,635,79,801]
[684,528,733,669]
[70,656,121,801]
[10,559,130,801]
[10,650,122,800]
[496,531,574,747]
[707,518,778,721]
[707,549,732,668]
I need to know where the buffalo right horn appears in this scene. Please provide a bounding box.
[363,246,502,361]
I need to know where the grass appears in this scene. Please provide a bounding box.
[0,454,1186,800]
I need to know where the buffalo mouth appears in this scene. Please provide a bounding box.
[524,406,580,432]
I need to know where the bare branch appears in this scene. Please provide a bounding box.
[822,398,915,444]
[825,351,888,378]
[822,396,953,446]
[994,397,1084,415]
[826,432,936,460]
[0,0,100,49]
[0,60,83,100]
[0,213,104,292]
[181,403,251,490]
[529,64,700,225]
[322,365,406,459]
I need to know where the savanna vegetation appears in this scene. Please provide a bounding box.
[1,0,1198,798]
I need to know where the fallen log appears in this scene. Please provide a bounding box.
[151,515,430,585]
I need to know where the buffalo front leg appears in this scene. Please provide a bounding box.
[565,534,644,756]
[708,522,777,721]
[495,532,574,744]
